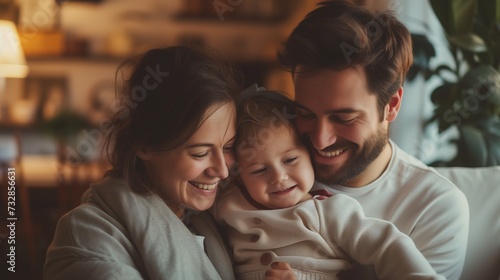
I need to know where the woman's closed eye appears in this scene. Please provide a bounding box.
[223,145,234,153]
[223,138,236,153]
[191,151,209,158]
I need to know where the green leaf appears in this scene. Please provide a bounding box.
[459,65,500,106]
[477,0,500,28]
[456,125,487,166]
[447,33,488,52]
[430,0,452,34]
[430,83,455,105]
[455,118,500,166]
[476,51,494,65]
[39,110,93,141]
[427,0,500,167]
[408,34,438,81]
[430,0,477,35]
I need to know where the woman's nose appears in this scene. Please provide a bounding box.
[207,151,229,179]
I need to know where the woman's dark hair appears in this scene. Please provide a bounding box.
[104,46,240,194]
[278,0,413,120]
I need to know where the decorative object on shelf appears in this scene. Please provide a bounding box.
[0,19,29,122]
[22,75,68,123]
[9,98,37,125]
[178,0,301,23]
[106,28,132,57]
[19,30,65,57]
[410,0,500,167]
[0,0,20,23]
[18,0,60,31]
[16,0,65,57]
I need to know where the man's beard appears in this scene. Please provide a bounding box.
[307,125,389,185]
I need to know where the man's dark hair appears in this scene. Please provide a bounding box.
[278,0,413,119]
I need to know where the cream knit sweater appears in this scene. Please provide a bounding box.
[213,184,445,280]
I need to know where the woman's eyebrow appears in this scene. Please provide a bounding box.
[225,136,236,143]
[185,143,214,148]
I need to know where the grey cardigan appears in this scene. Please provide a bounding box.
[44,177,235,280]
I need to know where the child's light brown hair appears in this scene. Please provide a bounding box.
[235,88,298,164]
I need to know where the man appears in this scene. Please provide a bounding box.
[278,1,469,279]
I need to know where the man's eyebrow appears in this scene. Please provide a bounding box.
[293,102,311,111]
[325,108,361,114]
[293,103,361,114]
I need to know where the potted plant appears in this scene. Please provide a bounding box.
[39,109,93,162]
[411,0,500,167]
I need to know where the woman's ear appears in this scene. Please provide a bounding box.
[385,87,403,122]
[136,147,153,161]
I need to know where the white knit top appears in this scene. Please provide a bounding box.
[213,183,445,280]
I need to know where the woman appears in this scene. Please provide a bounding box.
[44,46,239,280]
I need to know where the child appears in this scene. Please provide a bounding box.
[212,87,444,280]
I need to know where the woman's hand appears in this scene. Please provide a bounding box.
[264,262,297,280]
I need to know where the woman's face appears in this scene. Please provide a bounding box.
[139,103,236,217]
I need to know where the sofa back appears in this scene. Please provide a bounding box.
[435,166,500,280]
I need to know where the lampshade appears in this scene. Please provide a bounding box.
[0,20,28,78]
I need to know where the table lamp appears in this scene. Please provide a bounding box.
[0,19,29,121]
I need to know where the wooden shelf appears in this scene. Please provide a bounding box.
[174,14,291,25]
[26,55,124,63]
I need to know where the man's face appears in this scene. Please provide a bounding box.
[293,67,391,186]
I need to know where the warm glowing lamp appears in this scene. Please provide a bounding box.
[0,20,29,121]
[0,20,28,78]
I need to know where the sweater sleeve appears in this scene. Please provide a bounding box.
[317,194,445,280]
[405,180,469,280]
[44,180,224,280]
[44,206,146,280]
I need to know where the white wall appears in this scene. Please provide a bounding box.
[391,0,457,164]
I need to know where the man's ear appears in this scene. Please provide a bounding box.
[385,87,403,122]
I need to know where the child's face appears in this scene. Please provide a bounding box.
[237,125,315,209]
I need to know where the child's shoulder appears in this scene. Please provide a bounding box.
[309,189,334,200]
[309,191,365,217]
[217,182,243,204]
